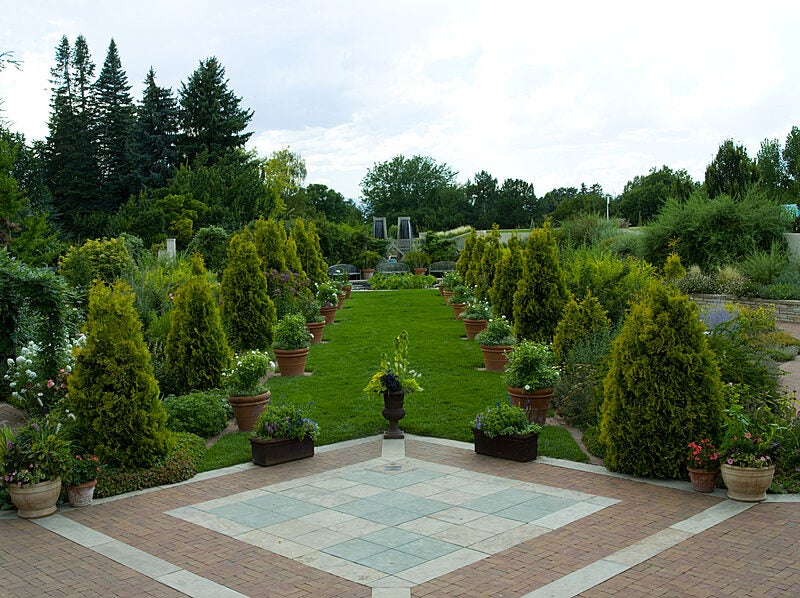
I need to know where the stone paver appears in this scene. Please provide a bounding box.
[1,434,798,598]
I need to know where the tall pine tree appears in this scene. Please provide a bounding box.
[178,57,253,163]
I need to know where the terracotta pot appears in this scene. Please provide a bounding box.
[67,479,97,507]
[336,294,346,310]
[382,390,406,439]
[343,285,352,299]
[442,289,454,302]
[721,463,775,502]
[362,268,375,280]
[250,436,314,466]
[306,320,325,344]
[319,304,337,324]
[480,345,513,371]
[274,347,310,377]
[450,302,466,320]
[413,267,427,275]
[7,477,62,519]
[437,284,445,296]
[687,467,719,493]
[472,428,538,462]
[506,386,554,425]
[228,391,271,432]
[463,318,488,340]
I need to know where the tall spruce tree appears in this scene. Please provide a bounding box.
[93,38,134,209]
[128,67,179,193]
[178,57,253,163]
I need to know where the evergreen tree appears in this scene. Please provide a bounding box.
[456,229,476,278]
[476,225,502,301]
[489,235,523,321]
[43,35,101,237]
[283,232,305,277]
[67,280,172,469]
[164,254,231,393]
[512,223,569,342]
[178,57,253,163]
[600,282,724,479]
[464,235,485,291]
[252,217,287,276]
[552,290,610,364]
[292,218,328,284]
[221,233,276,351]
[128,67,179,193]
[93,38,134,209]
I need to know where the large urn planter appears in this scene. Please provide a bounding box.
[507,386,553,425]
[250,436,315,466]
[472,428,539,462]
[721,464,775,502]
[274,347,309,377]
[306,321,325,344]
[66,479,97,507]
[228,391,271,432]
[382,390,406,439]
[7,477,62,518]
[462,318,488,340]
[687,468,720,493]
[450,302,467,320]
[319,305,337,325]
[480,345,512,371]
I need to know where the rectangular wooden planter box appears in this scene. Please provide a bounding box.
[472,428,539,462]
[249,436,315,466]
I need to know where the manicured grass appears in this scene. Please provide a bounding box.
[199,288,589,471]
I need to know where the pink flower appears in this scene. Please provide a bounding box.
[727,458,734,465]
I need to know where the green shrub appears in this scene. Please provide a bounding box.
[94,432,204,498]
[221,233,276,351]
[68,280,173,469]
[164,392,229,438]
[455,230,477,278]
[552,290,610,364]
[187,226,230,274]
[368,273,436,290]
[556,214,624,248]
[292,219,328,284]
[738,243,789,286]
[489,235,523,321]
[581,425,606,459]
[273,313,311,350]
[600,282,725,479]
[513,224,569,341]
[675,264,717,294]
[59,237,135,294]
[464,235,485,291]
[165,255,231,393]
[475,226,503,301]
[473,401,542,438]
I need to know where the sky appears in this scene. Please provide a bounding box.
[2,0,800,203]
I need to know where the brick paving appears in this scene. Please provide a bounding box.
[2,435,798,597]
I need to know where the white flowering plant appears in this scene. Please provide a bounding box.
[222,350,274,397]
[4,336,85,416]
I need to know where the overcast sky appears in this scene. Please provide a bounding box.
[2,1,800,202]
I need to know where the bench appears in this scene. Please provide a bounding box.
[328,264,360,281]
[429,261,457,278]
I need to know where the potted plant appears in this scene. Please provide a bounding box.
[440,271,463,300]
[401,250,431,275]
[472,401,542,462]
[359,251,382,280]
[222,350,274,432]
[1,417,72,518]
[447,284,474,320]
[272,313,312,376]
[460,300,492,339]
[719,399,779,502]
[329,270,348,307]
[316,282,339,324]
[300,297,326,344]
[249,403,320,466]
[474,316,516,371]
[331,268,353,299]
[364,331,422,438]
[502,341,561,424]
[686,439,720,493]
[65,453,102,507]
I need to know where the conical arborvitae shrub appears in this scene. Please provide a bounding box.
[475,226,503,301]
[292,219,328,284]
[552,290,610,364]
[283,234,305,278]
[165,254,231,392]
[67,280,172,469]
[464,235,486,291]
[599,282,725,479]
[512,223,569,341]
[221,233,276,351]
[489,235,523,321]
[456,229,476,278]
[252,217,287,282]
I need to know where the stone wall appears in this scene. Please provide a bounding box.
[689,294,800,323]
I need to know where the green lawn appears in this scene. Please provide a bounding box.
[200,288,588,470]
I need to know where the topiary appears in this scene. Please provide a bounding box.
[513,223,569,342]
[220,233,276,351]
[489,235,523,321]
[163,391,229,438]
[552,290,610,364]
[67,280,173,469]
[165,254,231,393]
[599,281,725,479]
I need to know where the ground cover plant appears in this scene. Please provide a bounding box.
[200,288,589,470]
